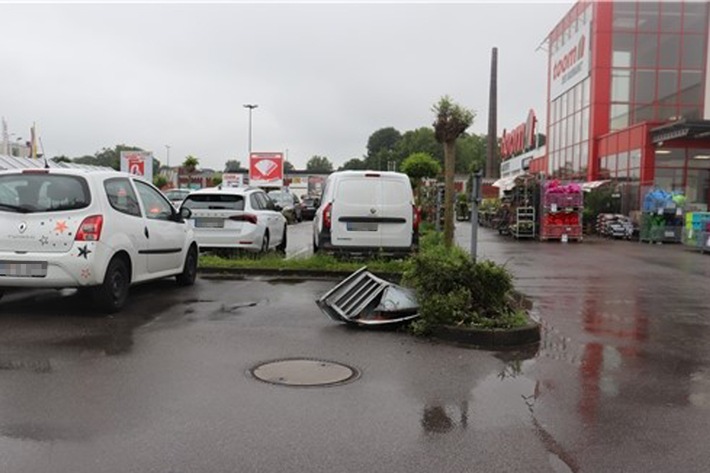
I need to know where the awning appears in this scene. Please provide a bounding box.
[582,180,611,192]
[492,175,516,191]
[650,119,710,144]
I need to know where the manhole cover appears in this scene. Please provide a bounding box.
[250,358,359,387]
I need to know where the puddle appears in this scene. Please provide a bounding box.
[0,356,52,373]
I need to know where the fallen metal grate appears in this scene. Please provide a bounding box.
[316,266,419,326]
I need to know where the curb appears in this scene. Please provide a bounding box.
[431,321,541,350]
[198,266,403,282]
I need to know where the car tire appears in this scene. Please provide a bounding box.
[276,227,287,255]
[176,245,198,286]
[260,231,270,254]
[312,235,319,254]
[92,256,130,314]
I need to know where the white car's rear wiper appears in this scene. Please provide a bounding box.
[0,203,33,213]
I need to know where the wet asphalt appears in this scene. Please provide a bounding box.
[0,224,709,473]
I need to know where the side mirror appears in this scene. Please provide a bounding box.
[179,207,192,220]
[273,203,283,211]
[314,199,320,207]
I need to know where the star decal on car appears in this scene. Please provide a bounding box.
[54,220,68,234]
[39,235,49,246]
[81,268,91,279]
[77,245,92,259]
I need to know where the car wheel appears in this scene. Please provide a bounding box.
[92,256,130,313]
[260,231,270,253]
[176,245,198,286]
[276,227,287,255]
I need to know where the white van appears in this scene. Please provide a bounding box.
[312,171,419,256]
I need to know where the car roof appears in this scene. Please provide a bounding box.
[327,170,408,179]
[0,167,141,182]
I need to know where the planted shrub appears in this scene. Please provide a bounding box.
[403,232,522,334]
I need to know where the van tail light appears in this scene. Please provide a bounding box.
[75,215,104,242]
[413,205,421,232]
[229,214,258,225]
[323,203,333,230]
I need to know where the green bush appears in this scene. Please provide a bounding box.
[402,231,520,334]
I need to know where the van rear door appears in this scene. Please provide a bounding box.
[379,175,413,249]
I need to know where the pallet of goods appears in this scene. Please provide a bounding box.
[639,189,685,244]
[682,212,710,253]
[596,213,634,239]
[539,181,583,242]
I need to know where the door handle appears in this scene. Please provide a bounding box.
[144,227,149,239]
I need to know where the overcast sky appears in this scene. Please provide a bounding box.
[1,1,573,170]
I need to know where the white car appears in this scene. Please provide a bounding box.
[313,170,419,256]
[180,186,287,254]
[0,168,198,313]
[164,188,192,208]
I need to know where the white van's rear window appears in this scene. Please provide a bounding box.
[338,180,379,205]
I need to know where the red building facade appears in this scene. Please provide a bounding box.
[542,0,710,210]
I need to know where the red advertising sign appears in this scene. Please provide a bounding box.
[500,109,537,160]
[249,152,284,187]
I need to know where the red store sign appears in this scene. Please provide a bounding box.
[500,109,537,160]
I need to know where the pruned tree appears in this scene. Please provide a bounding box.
[400,152,441,185]
[432,96,475,247]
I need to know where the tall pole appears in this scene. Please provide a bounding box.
[165,144,171,168]
[486,47,499,179]
[243,104,258,157]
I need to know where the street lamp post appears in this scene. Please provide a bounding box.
[165,144,171,168]
[243,104,258,157]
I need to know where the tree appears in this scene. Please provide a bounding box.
[51,155,72,163]
[211,173,223,186]
[339,158,367,171]
[400,153,441,184]
[153,175,168,189]
[183,155,199,172]
[224,159,242,172]
[432,96,475,247]
[394,127,443,167]
[284,160,295,172]
[306,155,333,173]
[366,127,402,170]
[456,133,486,173]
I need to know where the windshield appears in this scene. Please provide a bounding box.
[181,193,245,210]
[268,192,293,205]
[166,189,190,200]
[0,173,91,213]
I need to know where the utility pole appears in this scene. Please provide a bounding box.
[243,104,258,157]
[165,144,171,168]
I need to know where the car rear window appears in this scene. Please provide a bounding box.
[182,194,245,210]
[0,173,90,213]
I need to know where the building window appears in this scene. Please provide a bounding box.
[612,32,635,67]
[613,2,636,29]
[658,34,681,68]
[681,35,704,69]
[683,1,708,33]
[611,68,632,102]
[637,1,660,32]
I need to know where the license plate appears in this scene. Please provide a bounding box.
[347,222,378,232]
[195,219,224,228]
[0,261,48,278]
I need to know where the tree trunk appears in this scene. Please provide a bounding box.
[443,141,456,247]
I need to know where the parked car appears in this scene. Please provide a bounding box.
[312,170,419,256]
[165,188,192,208]
[181,186,287,254]
[300,196,319,221]
[0,168,198,312]
[267,190,302,224]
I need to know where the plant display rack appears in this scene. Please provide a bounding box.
[639,189,685,244]
[511,207,536,239]
[682,212,710,253]
[539,184,583,242]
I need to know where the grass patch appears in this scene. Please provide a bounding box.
[198,253,407,274]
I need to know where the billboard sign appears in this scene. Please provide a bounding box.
[500,109,537,160]
[120,151,153,181]
[222,173,245,188]
[249,152,284,187]
[550,20,591,100]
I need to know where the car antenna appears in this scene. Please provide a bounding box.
[39,137,50,169]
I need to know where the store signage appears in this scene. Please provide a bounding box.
[120,151,153,181]
[550,20,591,100]
[249,152,284,187]
[222,173,245,188]
[500,109,537,160]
